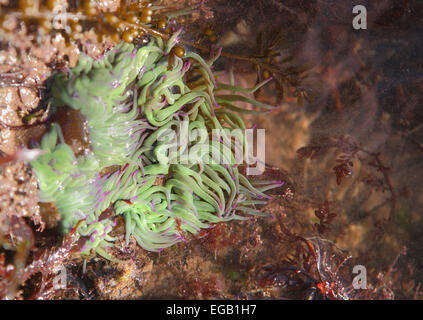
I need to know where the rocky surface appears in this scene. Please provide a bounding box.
[0,0,422,300]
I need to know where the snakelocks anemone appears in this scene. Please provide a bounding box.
[30,31,284,261]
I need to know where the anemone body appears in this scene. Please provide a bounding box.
[31,34,281,258]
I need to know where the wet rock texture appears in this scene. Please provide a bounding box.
[0,161,40,236]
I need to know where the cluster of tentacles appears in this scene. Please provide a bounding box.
[30,31,283,260]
